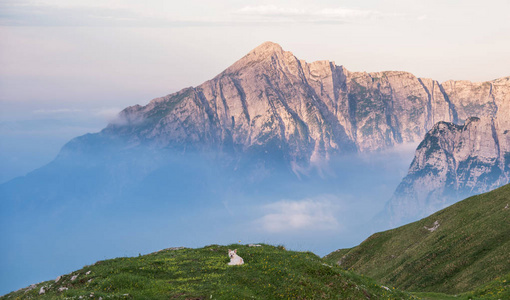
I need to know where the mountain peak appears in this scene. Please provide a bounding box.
[224,41,290,74]
[244,41,286,60]
[251,41,284,53]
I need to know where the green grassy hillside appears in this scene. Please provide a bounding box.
[413,273,510,300]
[462,272,510,299]
[325,184,510,294]
[2,244,414,299]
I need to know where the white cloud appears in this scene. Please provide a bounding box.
[0,0,157,26]
[0,1,394,27]
[417,15,428,21]
[0,0,233,27]
[32,108,83,114]
[236,5,307,17]
[29,107,124,125]
[317,7,383,19]
[31,107,121,120]
[234,5,389,23]
[94,107,122,121]
[254,196,340,233]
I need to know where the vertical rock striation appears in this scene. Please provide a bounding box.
[387,115,510,225]
[98,42,508,174]
[21,42,509,220]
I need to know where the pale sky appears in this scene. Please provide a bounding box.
[0,0,509,181]
[1,0,509,108]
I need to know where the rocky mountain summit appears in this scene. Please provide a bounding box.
[98,42,508,173]
[3,42,509,220]
[386,115,510,225]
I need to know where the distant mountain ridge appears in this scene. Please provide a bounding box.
[96,41,509,172]
[386,115,510,224]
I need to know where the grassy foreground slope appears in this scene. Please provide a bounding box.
[462,272,510,299]
[414,273,510,300]
[2,244,413,299]
[325,184,510,294]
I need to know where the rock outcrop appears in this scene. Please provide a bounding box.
[386,116,510,225]
[96,42,508,173]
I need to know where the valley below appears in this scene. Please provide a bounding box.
[3,181,509,299]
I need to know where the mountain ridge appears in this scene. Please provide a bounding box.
[385,115,510,225]
[98,42,509,173]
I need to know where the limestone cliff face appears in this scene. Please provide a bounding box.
[387,116,510,225]
[100,42,508,171]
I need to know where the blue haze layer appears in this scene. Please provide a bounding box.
[0,124,415,295]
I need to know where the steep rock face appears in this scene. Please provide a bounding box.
[387,116,510,225]
[100,42,508,171]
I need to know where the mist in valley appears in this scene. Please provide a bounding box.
[0,133,416,294]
